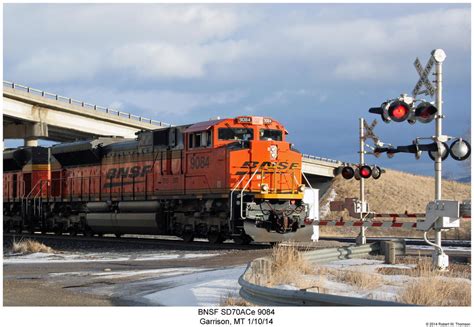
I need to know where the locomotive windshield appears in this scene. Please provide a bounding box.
[218,128,254,141]
[259,129,282,141]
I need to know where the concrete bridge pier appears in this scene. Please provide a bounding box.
[4,122,48,147]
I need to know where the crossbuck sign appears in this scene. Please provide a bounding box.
[412,56,436,97]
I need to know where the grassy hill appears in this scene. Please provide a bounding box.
[320,169,471,240]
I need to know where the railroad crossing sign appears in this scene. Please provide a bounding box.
[363,119,378,142]
[412,56,436,97]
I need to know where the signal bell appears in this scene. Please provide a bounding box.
[449,138,471,161]
[428,142,450,161]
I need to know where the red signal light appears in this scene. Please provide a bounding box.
[388,101,410,122]
[341,166,355,179]
[415,102,437,124]
[359,165,372,178]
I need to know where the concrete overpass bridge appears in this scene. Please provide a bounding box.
[3,81,342,190]
[3,81,170,145]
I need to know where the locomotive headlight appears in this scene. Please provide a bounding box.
[261,184,269,193]
[298,184,305,193]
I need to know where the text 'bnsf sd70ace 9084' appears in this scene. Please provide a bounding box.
[3,116,317,244]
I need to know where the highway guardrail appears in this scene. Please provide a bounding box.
[238,242,413,306]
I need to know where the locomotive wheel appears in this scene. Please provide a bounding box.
[55,228,63,236]
[4,222,11,234]
[182,232,194,243]
[15,224,23,234]
[83,229,93,237]
[207,232,224,244]
[69,229,77,236]
[233,235,252,245]
[115,233,122,238]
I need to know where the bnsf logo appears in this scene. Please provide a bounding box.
[241,161,299,170]
[106,165,152,179]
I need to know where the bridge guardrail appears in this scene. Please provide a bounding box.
[238,242,413,306]
[3,81,171,127]
[302,153,341,164]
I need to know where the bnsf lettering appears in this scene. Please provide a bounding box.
[190,156,210,169]
[289,163,299,169]
[241,161,259,169]
[241,161,298,170]
[106,165,152,179]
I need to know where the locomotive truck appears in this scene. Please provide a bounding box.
[3,116,317,244]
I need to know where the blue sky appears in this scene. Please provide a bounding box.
[3,3,471,178]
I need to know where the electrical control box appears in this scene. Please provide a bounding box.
[417,200,460,231]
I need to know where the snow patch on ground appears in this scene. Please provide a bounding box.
[324,258,415,272]
[302,258,470,303]
[50,267,209,280]
[140,266,246,306]
[407,245,471,252]
[3,251,218,264]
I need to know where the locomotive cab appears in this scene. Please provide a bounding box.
[183,116,312,243]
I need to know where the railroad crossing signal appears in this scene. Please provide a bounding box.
[369,95,437,124]
[373,139,470,162]
[337,164,384,180]
[413,56,436,98]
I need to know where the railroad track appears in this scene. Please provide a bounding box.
[3,232,272,252]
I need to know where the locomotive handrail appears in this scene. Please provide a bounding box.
[240,167,261,220]
[21,178,48,220]
[32,180,50,218]
[229,172,250,232]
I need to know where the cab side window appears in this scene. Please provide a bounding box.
[188,131,212,149]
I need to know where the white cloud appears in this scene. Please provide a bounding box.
[13,50,101,83]
[5,5,469,84]
[334,59,394,80]
[111,43,206,79]
[60,86,246,118]
[277,8,470,81]
[109,39,253,79]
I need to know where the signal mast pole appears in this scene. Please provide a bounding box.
[433,49,446,257]
[356,117,367,245]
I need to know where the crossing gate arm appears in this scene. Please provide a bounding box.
[316,219,418,230]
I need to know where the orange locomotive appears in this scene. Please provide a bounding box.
[3,116,314,244]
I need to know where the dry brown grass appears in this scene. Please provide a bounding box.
[335,270,383,290]
[11,239,54,254]
[399,277,471,306]
[266,244,325,290]
[378,256,471,279]
[320,170,471,239]
[220,293,252,306]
